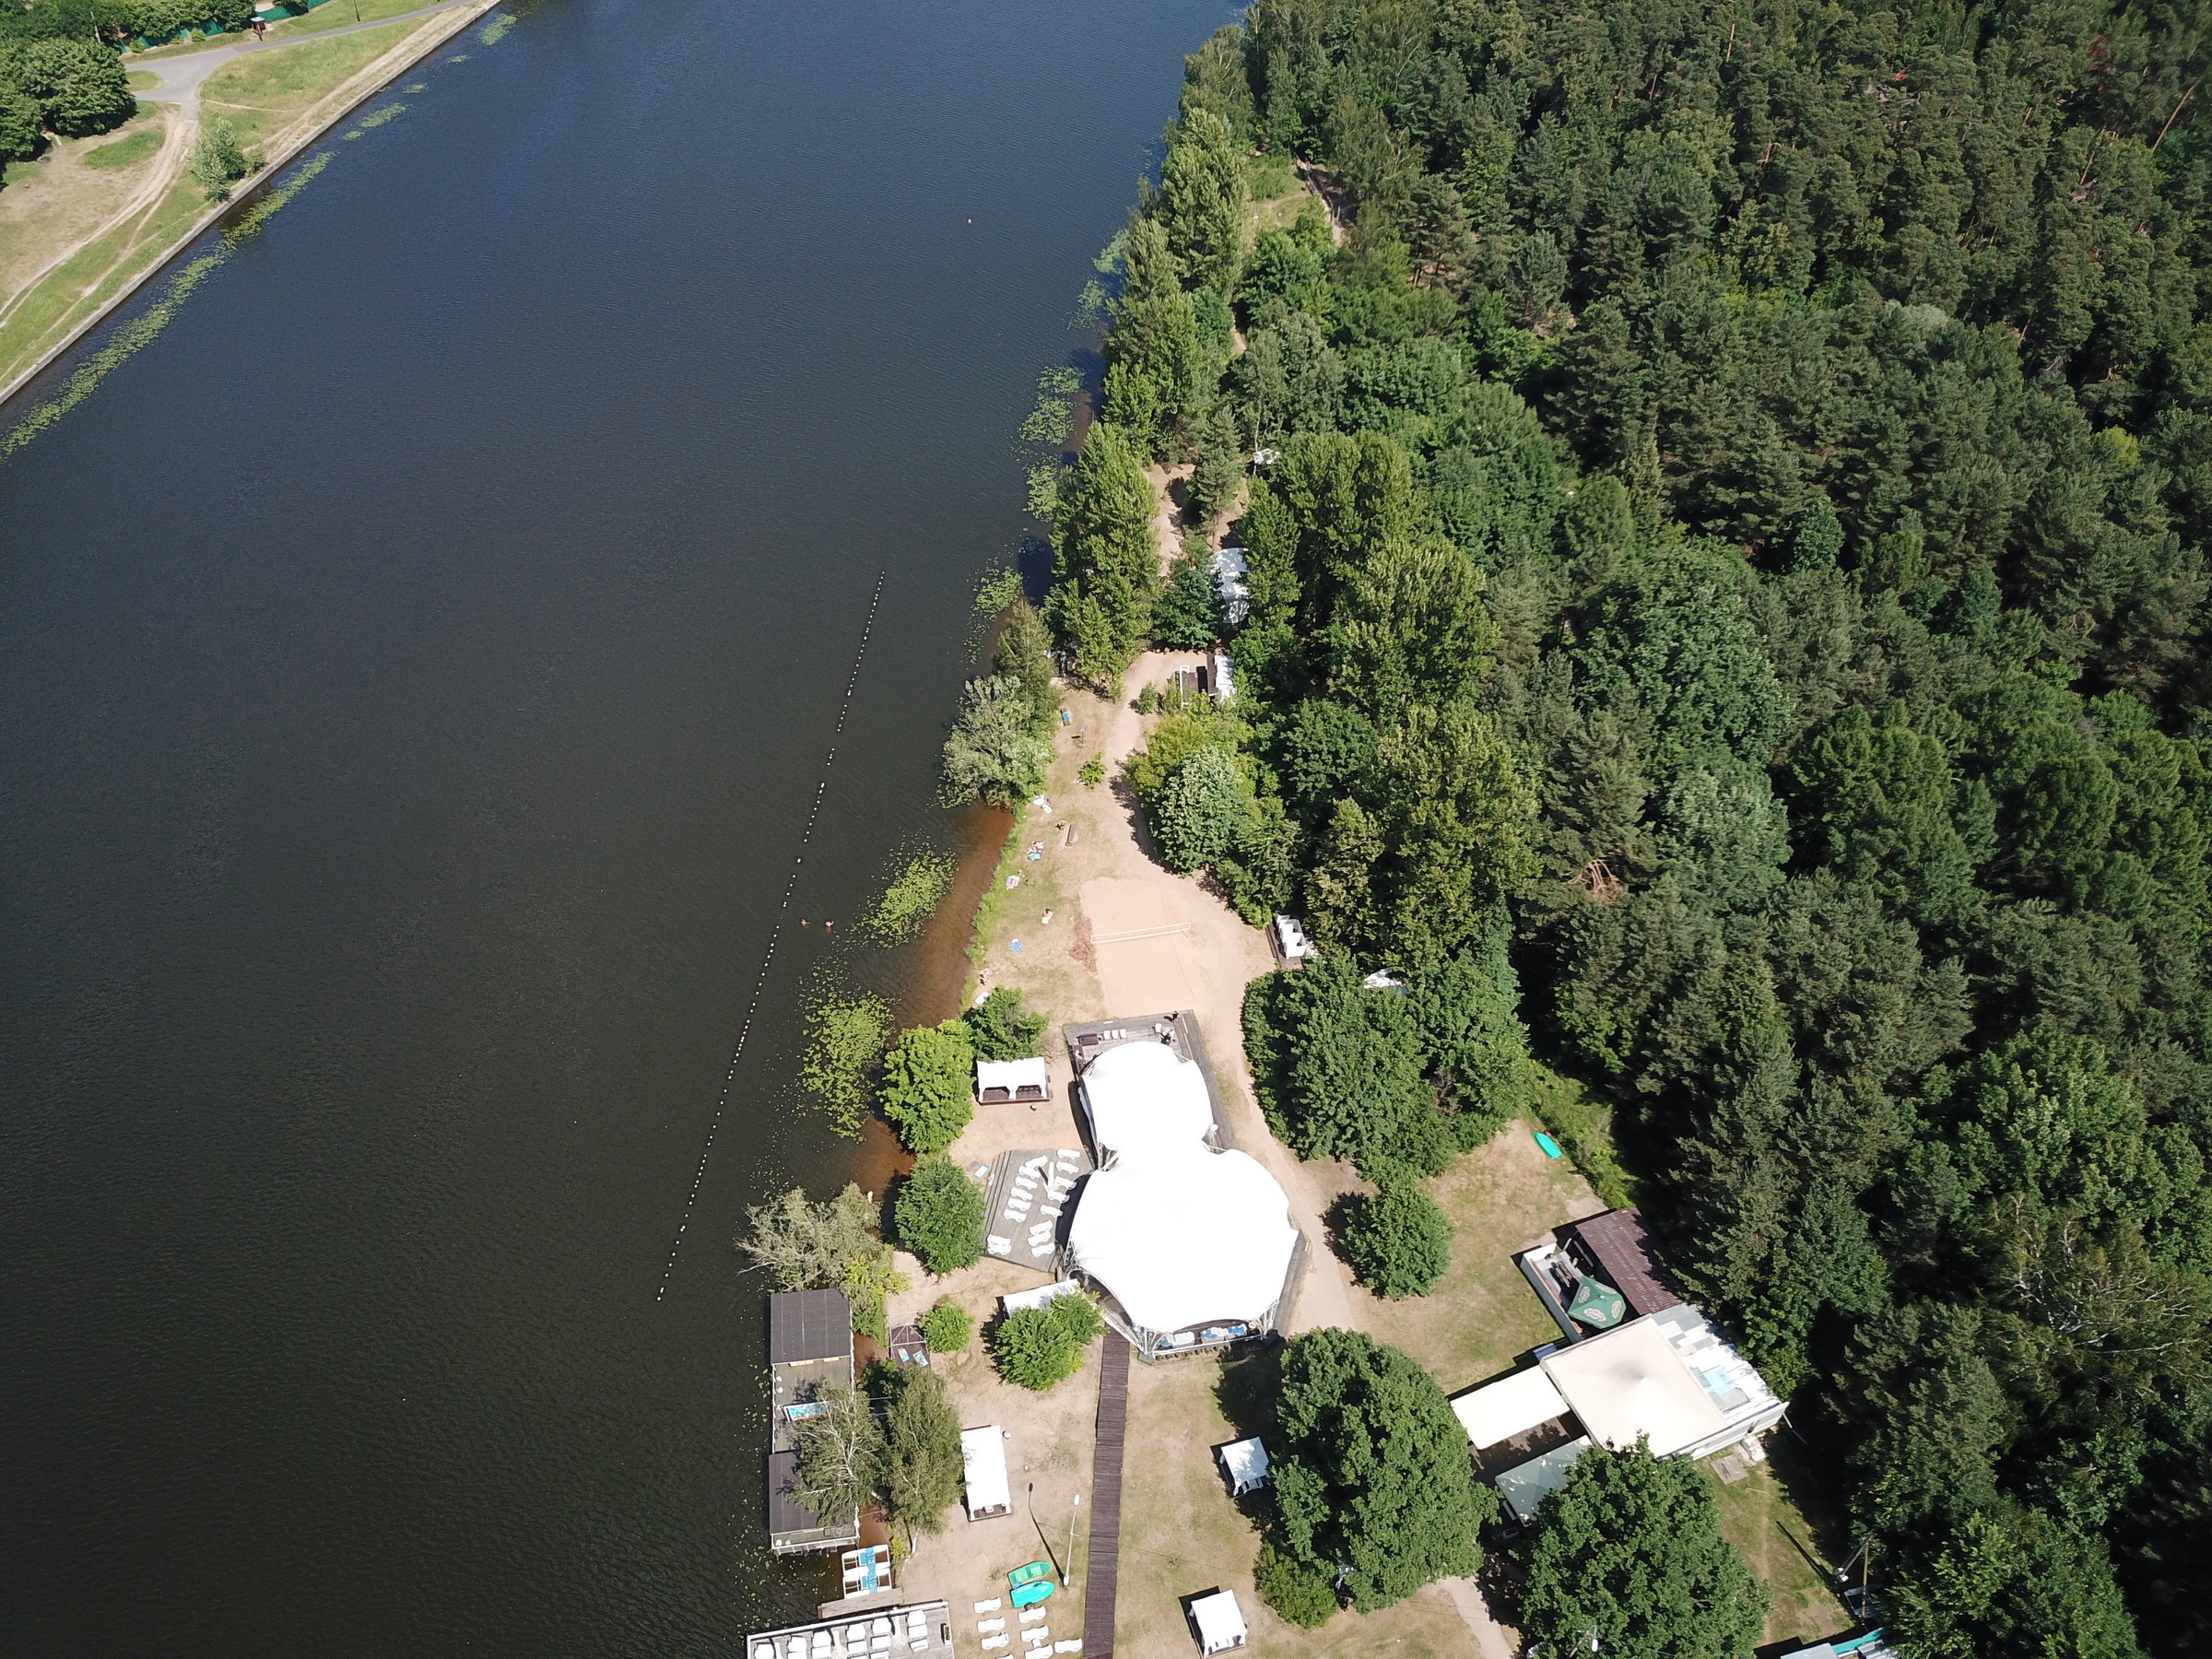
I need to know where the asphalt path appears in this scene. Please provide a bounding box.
[133,0,478,103]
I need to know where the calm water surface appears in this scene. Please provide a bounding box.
[0,1,1230,1650]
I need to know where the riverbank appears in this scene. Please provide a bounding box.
[0,0,494,409]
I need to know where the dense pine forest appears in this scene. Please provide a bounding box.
[1030,0,2212,1650]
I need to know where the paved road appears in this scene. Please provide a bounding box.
[133,0,478,103]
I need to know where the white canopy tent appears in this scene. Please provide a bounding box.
[975,1057,1050,1102]
[1189,1591,1247,1653]
[1077,1041,1215,1157]
[1451,1367,1571,1450]
[1540,1317,1728,1456]
[1065,1147,1298,1335]
[960,1427,1011,1519]
[1215,1436,1270,1496]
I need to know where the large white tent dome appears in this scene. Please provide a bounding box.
[1077,1039,1216,1156]
[1065,1146,1300,1335]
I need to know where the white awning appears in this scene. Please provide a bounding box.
[1190,1590,1247,1653]
[1066,1147,1298,1334]
[1541,1316,1729,1457]
[960,1427,1011,1518]
[1000,1279,1082,1317]
[976,1057,1049,1100]
[1077,1041,1213,1157]
[1451,1367,1571,1450]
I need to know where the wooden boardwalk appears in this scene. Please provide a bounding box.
[1081,1333,1132,1658]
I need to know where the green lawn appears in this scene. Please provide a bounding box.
[1702,1436,1856,1651]
[125,70,161,91]
[1243,150,1298,202]
[1358,1117,1601,1390]
[197,19,423,148]
[266,0,444,41]
[83,130,163,171]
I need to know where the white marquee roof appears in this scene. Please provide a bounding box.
[1540,1316,1728,1457]
[960,1427,1010,1517]
[1066,1147,1298,1334]
[1191,1590,1247,1653]
[1077,1041,1214,1157]
[1451,1367,1571,1450]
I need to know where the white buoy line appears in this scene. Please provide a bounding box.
[654,571,888,1302]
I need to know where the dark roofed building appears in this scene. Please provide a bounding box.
[765,1449,858,1555]
[766,1290,858,1554]
[1567,1207,1682,1320]
[770,1288,853,1366]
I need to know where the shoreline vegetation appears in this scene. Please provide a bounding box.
[765,0,2212,1653]
[0,0,498,417]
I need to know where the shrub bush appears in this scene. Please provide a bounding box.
[918,1298,971,1353]
[894,1156,985,1274]
[990,1292,1103,1391]
[1335,1182,1453,1299]
[963,985,1046,1061]
[1255,1538,1338,1628]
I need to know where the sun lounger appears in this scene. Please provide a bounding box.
[973,1601,1002,1614]
[978,1620,1005,1633]
[988,1235,1013,1253]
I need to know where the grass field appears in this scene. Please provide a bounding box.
[266,0,448,41]
[198,20,421,149]
[1356,1117,1605,1389]
[1114,1353,1488,1659]
[82,130,164,171]
[1703,1434,1857,1650]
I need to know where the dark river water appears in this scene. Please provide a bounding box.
[0,2,1230,1650]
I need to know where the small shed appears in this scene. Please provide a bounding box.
[1270,915,1312,966]
[977,1057,1051,1103]
[1189,1590,1248,1653]
[1567,1207,1683,1319]
[960,1426,1012,1519]
[1214,1437,1270,1497]
[1493,1436,1592,1524]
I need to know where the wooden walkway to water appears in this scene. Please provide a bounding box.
[1081,1333,1132,1659]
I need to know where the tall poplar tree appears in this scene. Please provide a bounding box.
[1102,216,1206,457]
[1159,107,1250,296]
[1046,421,1159,689]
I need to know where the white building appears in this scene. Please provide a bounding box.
[1452,1304,1789,1521]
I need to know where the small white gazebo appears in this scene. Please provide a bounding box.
[1189,1590,1247,1653]
[975,1057,1050,1103]
[1214,1437,1270,1497]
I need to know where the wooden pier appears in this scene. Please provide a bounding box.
[1080,1333,1132,1658]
